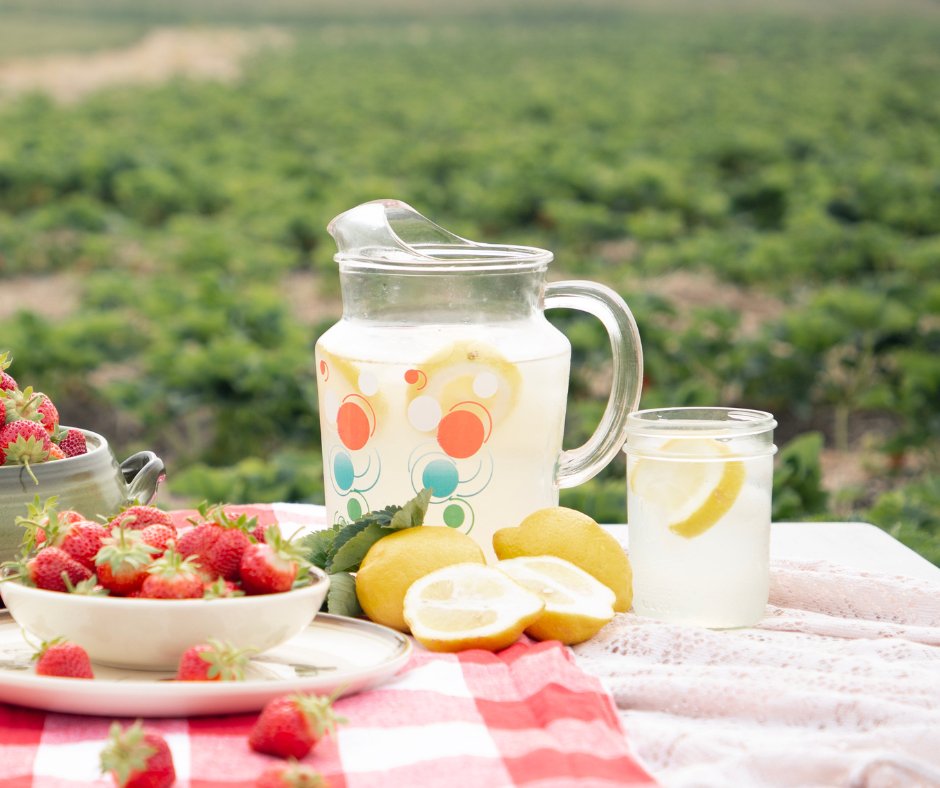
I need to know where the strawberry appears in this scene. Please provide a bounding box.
[2,387,58,434]
[35,393,58,434]
[26,546,93,592]
[0,351,17,392]
[14,495,58,553]
[59,509,86,525]
[100,720,176,788]
[175,638,251,681]
[202,577,244,599]
[138,523,177,558]
[0,419,52,479]
[178,506,255,581]
[248,692,345,759]
[0,396,5,425]
[95,527,158,596]
[239,531,306,595]
[255,761,329,788]
[58,428,88,458]
[58,519,110,570]
[139,548,204,599]
[175,522,221,565]
[203,527,252,581]
[47,444,66,460]
[32,636,94,679]
[251,522,280,544]
[108,505,173,531]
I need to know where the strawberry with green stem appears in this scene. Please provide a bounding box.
[202,576,243,598]
[10,545,94,592]
[139,547,204,599]
[0,352,17,392]
[3,386,58,434]
[108,505,174,532]
[138,523,176,558]
[95,526,158,596]
[14,495,60,553]
[100,720,176,788]
[58,519,111,570]
[256,761,330,788]
[31,635,94,679]
[0,419,52,482]
[239,529,308,595]
[175,638,253,681]
[57,427,87,458]
[248,690,346,759]
[178,504,255,582]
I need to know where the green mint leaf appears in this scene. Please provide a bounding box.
[297,525,340,570]
[327,523,387,573]
[388,488,432,530]
[325,572,362,617]
[327,519,376,561]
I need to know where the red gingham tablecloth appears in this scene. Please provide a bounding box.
[0,505,656,787]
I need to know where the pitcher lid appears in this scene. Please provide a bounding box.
[327,199,552,271]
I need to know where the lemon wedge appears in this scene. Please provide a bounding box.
[497,556,616,645]
[492,507,633,612]
[356,527,485,633]
[403,563,544,653]
[629,438,745,539]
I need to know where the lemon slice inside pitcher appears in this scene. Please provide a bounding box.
[407,340,521,423]
[630,438,745,538]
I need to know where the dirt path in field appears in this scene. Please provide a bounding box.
[0,26,291,103]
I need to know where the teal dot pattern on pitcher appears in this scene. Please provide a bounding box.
[421,458,459,498]
[334,451,355,492]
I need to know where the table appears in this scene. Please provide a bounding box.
[2,512,938,787]
[582,520,940,788]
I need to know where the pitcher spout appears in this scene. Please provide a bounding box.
[327,199,552,271]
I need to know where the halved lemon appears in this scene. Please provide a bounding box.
[403,562,544,653]
[497,555,616,645]
[629,437,745,539]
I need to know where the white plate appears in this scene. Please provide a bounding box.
[0,612,412,717]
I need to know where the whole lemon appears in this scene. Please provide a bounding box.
[492,507,633,612]
[356,526,485,632]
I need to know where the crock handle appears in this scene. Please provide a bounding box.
[120,451,166,505]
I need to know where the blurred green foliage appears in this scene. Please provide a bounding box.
[0,0,937,562]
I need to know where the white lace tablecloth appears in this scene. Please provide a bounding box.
[574,559,940,787]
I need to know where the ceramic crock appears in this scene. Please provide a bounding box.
[0,428,164,563]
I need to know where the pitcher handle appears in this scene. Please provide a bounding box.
[544,280,643,489]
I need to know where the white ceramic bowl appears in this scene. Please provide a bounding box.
[0,569,330,670]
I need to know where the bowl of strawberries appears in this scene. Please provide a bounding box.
[0,353,164,564]
[0,502,329,669]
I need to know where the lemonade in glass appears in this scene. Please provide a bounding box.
[624,408,777,628]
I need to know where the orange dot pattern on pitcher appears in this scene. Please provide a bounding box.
[337,394,375,451]
[436,402,492,459]
[404,368,427,389]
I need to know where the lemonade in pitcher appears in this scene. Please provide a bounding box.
[316,200,644,561]
[316,322,570,560]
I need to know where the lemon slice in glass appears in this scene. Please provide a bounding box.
[403,563,544,653]
[497,555,616,645]
[629,437,745,539]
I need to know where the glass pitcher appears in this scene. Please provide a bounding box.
[315,199,642,560]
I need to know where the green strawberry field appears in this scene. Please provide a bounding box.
[0,0,937,561]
